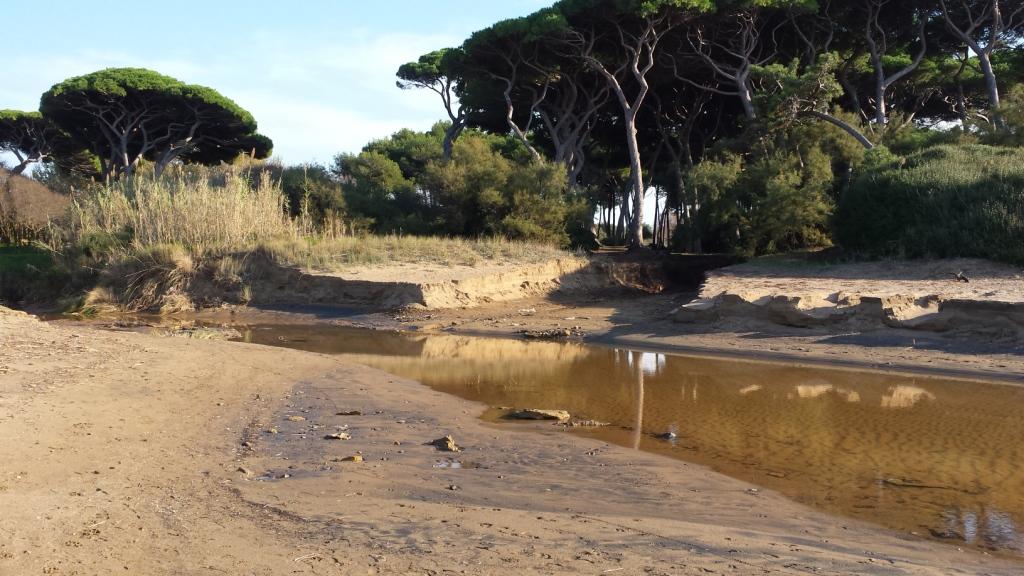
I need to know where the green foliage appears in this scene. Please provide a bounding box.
[397,49,465,88]
[280,164,346,227]
[498,161,571,244]
[0,244,69,304]
[421,137,513,237]
[745,147,833,253]
[0,110,78,175]
[333,125,577,246]
[687,151,834,255]
[363,124,447,179]
[978,84,1024,147]
[880,124,969,156]
[0,110,44,153]
[685,117,855,255]
[835,144,1024,265]
[334,151,424,234]
[40,68,271,180]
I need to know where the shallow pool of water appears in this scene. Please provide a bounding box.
[226,323,1024,555]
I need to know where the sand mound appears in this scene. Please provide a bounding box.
[675,258,1024,339]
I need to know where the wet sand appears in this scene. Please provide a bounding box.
[225,323,1024,555]
[3,305,1024,574]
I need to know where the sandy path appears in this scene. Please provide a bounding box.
[1,306,1021,574]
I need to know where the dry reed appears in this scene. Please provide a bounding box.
[58,167,570,270]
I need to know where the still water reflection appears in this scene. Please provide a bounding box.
[231,323,1024,555]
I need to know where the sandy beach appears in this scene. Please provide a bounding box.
[3,303,1023,575]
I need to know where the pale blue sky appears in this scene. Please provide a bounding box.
[4,0,551,165]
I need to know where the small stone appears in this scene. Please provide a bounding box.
[448,484,460,491]
[336,411,362,416]
[237,467,253,476]
[341,455,364,463]
[286,416,306,422]
[324,432,352,441]
[658,432,678,440]
[266,427,279,435]
[430,435,461,452]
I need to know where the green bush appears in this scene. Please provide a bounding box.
[835,144,1024,265]
[335,124,579,247]
[0,244,69,303]
[685,146,835,256]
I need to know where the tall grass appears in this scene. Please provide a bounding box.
[263,234,571,269]
[57,166,571,270]
[63,169,296,257]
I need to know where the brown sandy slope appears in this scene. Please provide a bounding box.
[373,256,1024,383]
[1,305,1021,575]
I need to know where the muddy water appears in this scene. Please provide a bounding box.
[229,323,1024,555]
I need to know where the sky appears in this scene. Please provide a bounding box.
[3,0,551,166]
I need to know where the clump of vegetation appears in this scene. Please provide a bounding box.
[681,118,862,256]
[58,165,570,268]
[334,123,586,246]
[0,244,68,303]
[61,168,295,259]
[835,144,1024,265]
[261,234,572,270]
[0,168,70,245]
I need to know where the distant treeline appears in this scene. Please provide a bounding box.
[380,0,1024,258]
[5,0,1024,262]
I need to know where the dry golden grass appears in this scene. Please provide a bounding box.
[63,169,294,256]
[0,168,70,244]
[58,167,571,272]
[262,235,571,270]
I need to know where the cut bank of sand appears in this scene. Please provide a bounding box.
[374,256,1024,383]
[1,305,1021,575]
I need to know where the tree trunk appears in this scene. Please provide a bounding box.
[616,199,626,241]
[874,73,888,125]
[442,117,465,161]
[738,78,757,121]
[624,117,645,248]
[9,161,30,176]
[652,187,661,247]
[802,111,875,150]
[977,50,1002,123]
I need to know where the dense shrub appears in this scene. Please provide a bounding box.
[280,164,346,230]
[331,122,584,247]
[685,134,841,256]
[835,144,1024,265]
[0,244,69,304]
